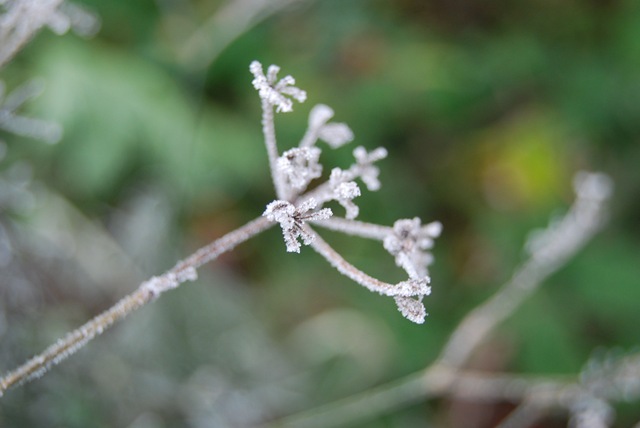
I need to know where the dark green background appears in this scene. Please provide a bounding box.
[1,0,639,426]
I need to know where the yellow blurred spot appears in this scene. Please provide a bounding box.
[472,108,569,211]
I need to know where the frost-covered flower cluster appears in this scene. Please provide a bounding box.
[249,61,306,113]
[0,0,100,68]
[384,218,442,280]
[0,0,99,151]
[263,199,332,253]
[250,60,441,323]
[0,79,62,146]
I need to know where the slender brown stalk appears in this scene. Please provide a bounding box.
[0,215,273,396]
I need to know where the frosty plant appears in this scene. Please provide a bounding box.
[252,60,440,323]
[0,61,441,395]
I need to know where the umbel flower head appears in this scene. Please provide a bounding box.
[251,60,441,324]
[263,199,332,253]
[384,218,443,279]
[249,61,306,113]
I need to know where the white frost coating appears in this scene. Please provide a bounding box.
[0,0,100,68]
[55,2,101,37]
[142,276,176,298]
[176,266,198,283]
[249,61,306,113]
[277,147,322,191]
[308,230,432,323]
[141,268,197,299]
[394,296,427,324]
[308,104,334,129]
[392,278,431,297]
[335,181,360,200]
[329,168,361,220]
[352,146,387,191]
[573,171,613,202]
[263,199,332,253]
[142,267,198,299]
[318,122,354,149]
[525,171,612,265]
[0,79,62,144]
[384,218,442,279]
[300,103,354,148]
[569,396,613,428]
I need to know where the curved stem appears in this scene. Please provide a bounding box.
[306,224,427,297]
[0,215,273,396]
[271,180,611,427]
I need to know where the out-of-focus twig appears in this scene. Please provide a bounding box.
[179,0,306,71]
[270,172,614,427]
[495,400,544,428]
[438,172,612,367]
[0,0,99,69]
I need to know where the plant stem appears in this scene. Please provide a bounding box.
[271,181,610,427]
[0,215,273,396]
[312,217,391,240]
[308,225,413,297]
[261,99,286,199]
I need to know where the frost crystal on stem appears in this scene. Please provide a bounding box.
[395,296,428,324]
[277,147,322,192]
[352,146,387,191]
[1,60,443,395]
[263,199,332,253]
[329,168,361,220]
[384,218,443,279]
[0,80,62,144]
[249,61,306,113]
[252,60,440,323]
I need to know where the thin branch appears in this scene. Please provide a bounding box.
[269,366,578,428]
[311,217,391,240]
[438,173,611,367]
[270,172,612,427]
[260,99,286,199]
[0,215,273,396]
[495,401,545,428]
[306,224,428,298]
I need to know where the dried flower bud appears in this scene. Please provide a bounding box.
[330,168,361,219]
[278,147,322,191]
[250,61,306,113]
[353,146,387,191]
[264,199,332,253]
[384,218,442,279]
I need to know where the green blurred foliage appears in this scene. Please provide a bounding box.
[1,0,640,426]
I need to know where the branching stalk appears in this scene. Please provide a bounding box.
[270,173,612,427]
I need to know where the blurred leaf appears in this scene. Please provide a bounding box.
[31,39,264,202]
